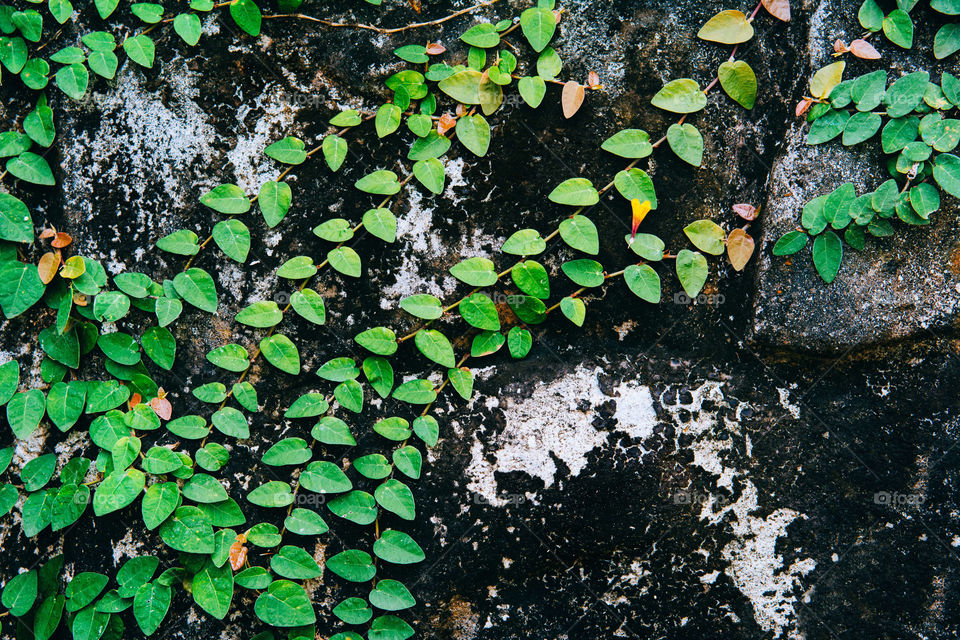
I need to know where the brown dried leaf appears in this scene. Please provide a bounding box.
[849,39,881,60]
[587,71,601,89]
[732,203,757,221]
[833,39,848,54]
[149,396,172,421]
[38,252,60,284]
[437,113,457,135]
[39,227,57,239]
[455,103,468,117]
[795,98,813,118]
[561,81,585,119]
[229,539,248,570]
[73,292,88,307]
[51,232,72,249]
[425,42,445,55]
[761,0,790,21]
[726,228,755,271]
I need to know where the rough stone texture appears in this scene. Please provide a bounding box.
[0,1,959,640]
[752,0,960,353]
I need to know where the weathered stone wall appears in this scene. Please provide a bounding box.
[1,1,959,639]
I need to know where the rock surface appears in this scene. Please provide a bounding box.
[0,1,958,640]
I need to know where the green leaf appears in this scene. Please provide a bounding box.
[183,474,228,503]
[141,326,175,370]
[772,231,808,255]
[334,379,363,413]
[0,361,18,406]
[363,208,397,243]
[212,406,249,438]
[614,168,657,206]
[400,294,443,319]
[133,582,170,635]
[200,183,250,214]
[207,343,249,372]
[284,508,328,536]
[520,7,555,51]
[675,249,708,297]
[624,264,661,303]
[369,579,416,611]
[71,605,109,640]
[373,416,411,441]
[667,123,703,167]
[455,114,491,157]
[859,0,883,30]
[561,259,604,287]
[882,9,913,48]
[334,598,373,625]
[375,103,402,138]
[363,356,394,399]
[263,438,312,466]
[93,468,145,516]
[264,136,306,165]
[131,3,163,23]
[7,389,45,439]
[87,51,119,80]
[236,301,282,328]
[370,615,415,640]
[212,219,250,263]
[40,326,79,368]
[173,268,218,313]
[392,446,422,479]
[933,0,960,13]
[271,546,322,580]
[284,392,329,419]
[450,256,498,286]
[375,530,425,565]
[327,246,362,278]
[312,416,356,445]
[537,47,562,79]
[259,180,291,227]
[652,78,707,113]
[301,460,352,493]
[412,415,439,447]
[934,153,960,197]
[548,178,599,206]
[7,152,55,185]
[356,170,401,195]
[356,327,397,355]
[502,228,546,255]
[910,183,940,218]
[2,570,38,616]
[812,230,842,283]
[174,12,202,45]
[438,68,483,104]
[327,550,376,582]
[415,329,456,368]
[601,129,653,159]
[0,194,32,243]
[511,260,550,298]
[290,289,326,325]
[558,215,599,254]
[230,0,261,35]
[807,110,849,145]
[625,233,665,261]
[518,76,546,107]
[322,134,347,171]
[123,34,155,67]
[461,22,499,47]
[881,115,919,153]
[21,58,51,90]
[374,479,415,520]
[248,481,294,508]
[560,297,586,326]
[460,293,500,330]
[413,157,445,194]
[392,379,436,404]
[327,490,377,525]
[884,71,929,118]
[935,23,960,58]
[354,454,392,480]
[33,594,65,640]
[718,60,757,109]
[24,103,54,148]
[683,220,726,255]
[277,255,318,279]
[47,381,85,431]
[255,580,315,627]
[697,9,754,44]
[192,559,233,619]
[156,229,199,255]
[317,357,359,382]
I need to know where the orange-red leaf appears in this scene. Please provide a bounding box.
[39,227,56,239]
[128,393,142,409]
[761,0,790,21]
[437,113,457,135]
[795,98,813,118]
[561,81,585,119]
[726,228,755,271]
[732,203,757,221]
[229,540,248,570]
[849,39,881,60]
[425,42,445,55]
[38,252,60,284]
[51,232,72,249]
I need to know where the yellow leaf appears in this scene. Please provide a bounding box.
[697,10,755,44]
[726,228,755,271]
[809,61,845,99]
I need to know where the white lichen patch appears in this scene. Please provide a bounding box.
[465,366,656,506]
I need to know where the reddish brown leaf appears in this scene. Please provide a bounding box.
[587,71,601,89]
[149,396,172,421]
[39,227,56,239]
[437,113,457,135]
[38,252,60,284]
[849,39,881,60]
[761,0,790,21]
[726,228,755,271]
[128,393,142,410]
[833,39,848,54]
[425,42,445,55]
[51,232,72,248]
[229,536,248,570]
[561,81,585,119]
[795,98,813,118]
[732,203,757,221]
